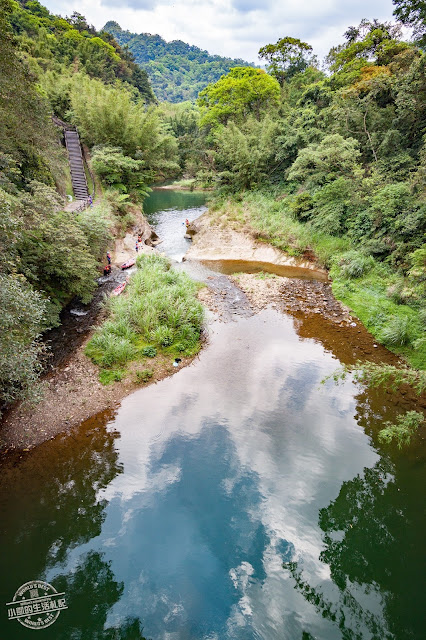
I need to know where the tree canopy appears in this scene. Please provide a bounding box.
[197,67,280,129]
[393,0,426,47]
[258,36,314,84]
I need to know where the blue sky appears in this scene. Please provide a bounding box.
[41,0,397,62]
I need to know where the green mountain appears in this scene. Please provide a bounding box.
[103,21,254,102]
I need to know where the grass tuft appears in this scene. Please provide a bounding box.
[86,253,204,379]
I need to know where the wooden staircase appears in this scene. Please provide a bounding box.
[64,129,89,200]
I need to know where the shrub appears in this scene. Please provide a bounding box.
[381,315,412,346]
[289,192,313,220]
[142,346,157,358]
[338,251,375,278]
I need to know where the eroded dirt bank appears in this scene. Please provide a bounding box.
[185,210,328,278]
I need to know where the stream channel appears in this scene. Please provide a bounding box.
[0,190,424,640]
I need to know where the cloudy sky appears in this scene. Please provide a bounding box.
[42,0,396,62]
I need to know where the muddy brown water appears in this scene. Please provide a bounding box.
[1,190,424,640]
[201,259,328,281]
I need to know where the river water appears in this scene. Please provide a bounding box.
[0,191,424,640]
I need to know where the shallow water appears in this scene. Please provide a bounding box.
[0,190,424,640]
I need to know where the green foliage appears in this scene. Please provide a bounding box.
[86,254,204,372]
[0,0,64,187]
[135,369,153,384]
[17,182,108,319]
[336,251,375,278]
[9,3,154,101]
[198,67,280,129]
[393,0,426,47]
[327,19,408,74]
[380,315,413,346]
[378,411,424,448]
[142,346,157,358]
[213,117,280,190]
[91,146,148,197]
[69,74,179,179]
[0,273,46,412]
[324,360,426,395]
[258,36,314,84]
[99,368,125,385]
[287,134,362,186]
[103,21,252,103]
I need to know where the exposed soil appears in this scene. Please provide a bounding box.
[0,341,199,452]
[186,211,328,278]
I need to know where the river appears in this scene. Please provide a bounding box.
[0,190,424,640]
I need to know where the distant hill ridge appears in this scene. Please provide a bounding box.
[103,21,255,103]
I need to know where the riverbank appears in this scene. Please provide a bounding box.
[206,193,425,370]
[0,212,167,453]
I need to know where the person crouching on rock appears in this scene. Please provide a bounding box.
[103,264,111,276]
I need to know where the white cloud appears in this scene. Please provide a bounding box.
[42,0,396,62]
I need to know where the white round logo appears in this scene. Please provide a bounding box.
[6,580,67,630]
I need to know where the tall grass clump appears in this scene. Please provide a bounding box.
[86,253,204,376]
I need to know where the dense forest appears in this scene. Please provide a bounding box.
[103,21,253,102]
[0,0,424,415]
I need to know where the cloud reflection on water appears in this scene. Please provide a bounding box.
[92,309,378,638]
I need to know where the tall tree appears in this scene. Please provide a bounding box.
[393,0,426,47]
[197,67,280,129]
[258,36,314,84]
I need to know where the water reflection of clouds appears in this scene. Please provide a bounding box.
[93,310,378,637]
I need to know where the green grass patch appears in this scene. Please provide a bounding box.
[86,253,204,380]
[134,368,154,384]
[99,368,125,385]
[330,261,425,369]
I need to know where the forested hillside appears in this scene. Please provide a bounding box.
[0,0,178,412]
[103,21,253,102]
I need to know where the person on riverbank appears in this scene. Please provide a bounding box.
[135,241,139,253]
[107,252,111,265]
[103,264,111,276]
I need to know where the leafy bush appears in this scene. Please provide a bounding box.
[338,251,375,278]
[289,192,314,220]
[142,346,157,358]
[135,369,153,384]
